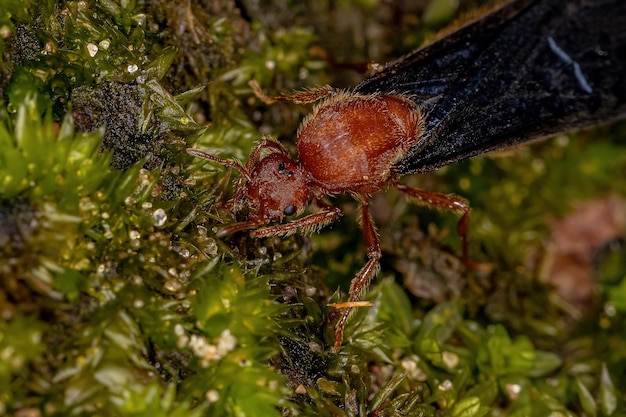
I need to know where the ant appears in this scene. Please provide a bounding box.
[187,80,472,352]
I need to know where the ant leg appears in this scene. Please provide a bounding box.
[249,80,335,105]
[394,182,475,267]
[252,200,342,238]
[215,200,341,239]
[332,198,381,352]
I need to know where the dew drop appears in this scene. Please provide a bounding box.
[206,390,219,403]
[99,39,111,50]
[135,13,146,27]
[604,302,617,317]
[164,279,181,292]
[153,208,167,227]
[0,26,11,39]
[204,238,217,256]
[43,41,57,55]
[86,43,98,57]
[442,351,459,369]
[438,380,453,391]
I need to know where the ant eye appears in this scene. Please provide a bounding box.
[283,205,296,216]
[278,161,294,178]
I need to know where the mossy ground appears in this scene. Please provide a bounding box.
[1,1,625,416]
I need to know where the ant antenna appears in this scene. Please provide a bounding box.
[186,148,252,182]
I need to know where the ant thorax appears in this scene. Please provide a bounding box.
[297,92,423,194]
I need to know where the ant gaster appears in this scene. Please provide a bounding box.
[187,81,472,352]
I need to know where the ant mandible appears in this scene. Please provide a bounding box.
[187,80,472,352]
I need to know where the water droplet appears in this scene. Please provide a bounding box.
[204,238,218,256]
[43,41,57,55]
[206,390,219,403]
[129,230,140,240]
[99,39,110,50]
[153,208,167,227]
[442,351,459,369]
[86,43,98,57]
[0,26,11,39]
[438,380,453,391]
[127,64,139,73]
[531,158,546,173]
[505,383,522,399]
[217,329,237,355]
[164,279,181,292]
[304,286,317,297]
[556,135,569,147]
[135,13,146,27]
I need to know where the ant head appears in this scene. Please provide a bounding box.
[236,151,310,223]
[187,139,310,233]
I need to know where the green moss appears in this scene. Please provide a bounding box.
[1,0,626,416]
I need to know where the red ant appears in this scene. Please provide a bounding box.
[187,81,472,352]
